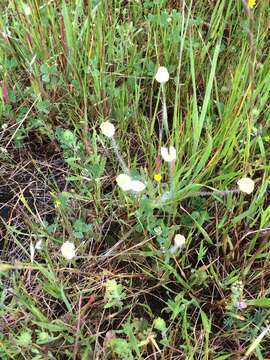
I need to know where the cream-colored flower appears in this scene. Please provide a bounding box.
[130,180,146,192]
[116,174,132,191]
[174,234,186,248]
[237,177,255,194]
[61,241,76,260]
[155,66,169,84]
[116,174,146,192]
[100,121,115,138]
[161,146,176,162]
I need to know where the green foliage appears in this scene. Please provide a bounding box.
[16,330,32,347]
[107,317,152,360]
[73,219,92,239]
[165,293,194,321]
[109,338,134,360]
[104,279,126,309]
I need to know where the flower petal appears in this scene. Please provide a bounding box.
[116,174,132,191]
[169,146,176,161]
[154,173,162,182]
[130,180,146,192]
[161,147,170,162]
[161,146,176,162]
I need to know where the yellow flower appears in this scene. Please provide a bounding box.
[248,0,256,8]
[154,173,162,182]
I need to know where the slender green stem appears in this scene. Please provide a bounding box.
[111,137,130,175]
[241,0,256,171]
[168,162,175,224]
[161,84,169,138]
[191,188,240,197]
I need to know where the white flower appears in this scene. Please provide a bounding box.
[160,146,176,162]
[129,180,146,192]
[35,239,43,250]
[116,174,146,192]
[23,4,31,16]
[100,121,115,138]
[170,234,186,254]
[61,241,76,260]
[116,174,132,191]
[237,177,255,194]
[155,66,169,84]
[174,234,186,248]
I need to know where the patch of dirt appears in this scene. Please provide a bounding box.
[0,136,69,261]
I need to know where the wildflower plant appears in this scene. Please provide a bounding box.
[155,66,169,136]
[100,121,147,193]
[100,121,130,175]
[98,65,256,258]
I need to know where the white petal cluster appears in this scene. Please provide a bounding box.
[100,121,115,138]
[170,234,186,254]
[61,241,76,260]
[155,66,169,84]
[161,146,176,162]
[116,174,146,192]
[237,177,255,194]
[174,234,186,248]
